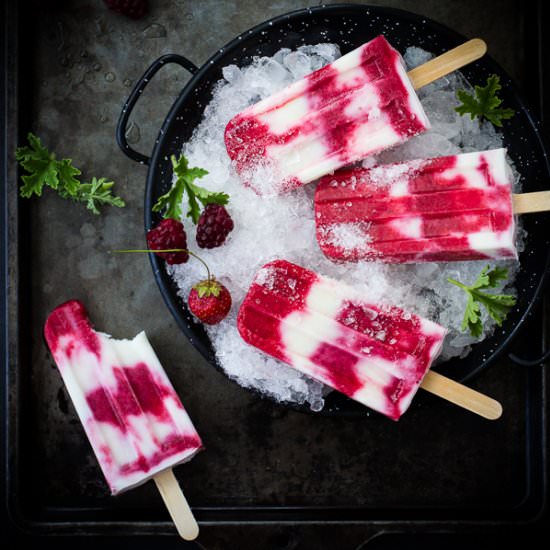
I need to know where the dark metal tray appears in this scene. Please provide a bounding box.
[3,0,548,547]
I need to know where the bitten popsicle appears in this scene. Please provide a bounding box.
[238,260,502,420]
[44,300,202,540]
[225,35,486,195]
[315,148,524,263]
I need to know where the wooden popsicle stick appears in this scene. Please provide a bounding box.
[154,468,199,540]
[407,38,487,90]
[420,370,502,420]
[513,191,550,214]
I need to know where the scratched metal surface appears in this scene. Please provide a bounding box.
[9,0,546,548]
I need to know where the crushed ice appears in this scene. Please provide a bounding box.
[167,43,522,412]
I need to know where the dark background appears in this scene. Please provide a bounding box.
[3,1,549,548]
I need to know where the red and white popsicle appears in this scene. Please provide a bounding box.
[237,260,502,420]
[315,148,550,264]
[44,300,202,540]
[315,148,515,263]
[225,35,486,195]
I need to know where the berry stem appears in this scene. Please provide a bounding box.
[189,251,211,282]
[112,248,212,282]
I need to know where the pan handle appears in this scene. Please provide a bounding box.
[508,349,550,366]
[116,54,198,165]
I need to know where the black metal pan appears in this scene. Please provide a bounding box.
[117,4,550,415]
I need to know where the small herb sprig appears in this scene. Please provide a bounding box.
[153,154,229,223]
[15,133,125,215]
[455,74,515,127]
[448,265,517,338]
[455,74,516,126]
[74,177,126,215]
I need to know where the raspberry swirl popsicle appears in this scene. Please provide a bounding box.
[225,35,430,195]
[44,300,203,494]
[237,260,447,420]
[315,148,516,263]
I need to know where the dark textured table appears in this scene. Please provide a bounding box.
[3,1,549,549]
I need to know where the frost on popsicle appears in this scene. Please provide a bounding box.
[314,149,517,264]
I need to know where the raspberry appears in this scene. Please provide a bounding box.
[146,219,189,265]
[188,279,232,325]
[196,204,234,249]
[103,0,149,19]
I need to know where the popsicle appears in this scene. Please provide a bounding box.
[44,300,202,540]
[238,260,502,420]
[225,35,487,195]
[315,148,520,263]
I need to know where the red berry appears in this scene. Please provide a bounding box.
[103,0,148,19]
[146,219,189,265]
[188,280,232,325]
[196,204,234,249]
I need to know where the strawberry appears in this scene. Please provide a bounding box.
[188,279,231,325]
[113,235,232,324]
